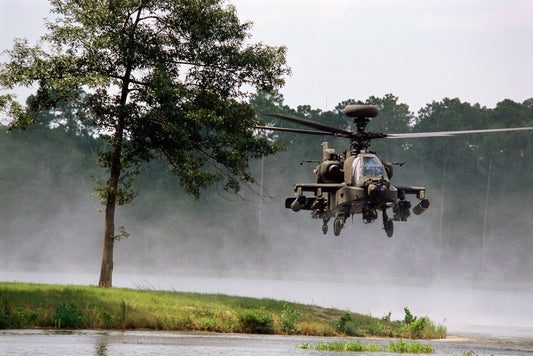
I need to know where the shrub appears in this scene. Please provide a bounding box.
[53,302,84,328]
[409,317,427,338]
[436,323,447,338]
[280,303,300,333]
[238,308,274,334]
[403,307,417,324]
[334,312,352,331]
[334,312,365,337]
[0,300,36,329]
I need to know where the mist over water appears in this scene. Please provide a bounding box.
[1,150,532,338]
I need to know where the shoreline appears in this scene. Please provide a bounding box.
[0,282,446,339]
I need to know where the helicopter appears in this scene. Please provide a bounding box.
[256,105,533,237]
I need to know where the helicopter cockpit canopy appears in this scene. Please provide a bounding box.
[351,153,387,186]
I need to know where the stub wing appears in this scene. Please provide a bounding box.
[395,185,426,199]
[285,183,346,213]
[292,183,346,194]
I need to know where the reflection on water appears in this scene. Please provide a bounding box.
[1,330,533,356]
[94,332,109,356]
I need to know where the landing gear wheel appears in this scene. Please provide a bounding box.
[333,218,343,236]
[384,219,393,238]
[382,209,394,238]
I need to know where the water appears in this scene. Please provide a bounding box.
[1,329,532,355]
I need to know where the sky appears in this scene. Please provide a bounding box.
[1,0,532,113]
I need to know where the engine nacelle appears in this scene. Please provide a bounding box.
[315,160,344,183]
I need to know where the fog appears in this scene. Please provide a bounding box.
[1,150,532,337]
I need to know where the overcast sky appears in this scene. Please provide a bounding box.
[1,0,532,113]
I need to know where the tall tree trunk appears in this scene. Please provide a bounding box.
[98,72,130,287]
[98,125,124,287]
[98,8,144,287]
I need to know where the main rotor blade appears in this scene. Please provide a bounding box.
[386,127,533,139]
[254,125,338,136]
[265,113,353,138]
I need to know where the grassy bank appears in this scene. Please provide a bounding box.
[0,282,446,338]
[299,340,435,353]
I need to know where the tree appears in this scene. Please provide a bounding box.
[0,0,290,287]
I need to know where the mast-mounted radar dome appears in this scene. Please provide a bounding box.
[344,105,379,119]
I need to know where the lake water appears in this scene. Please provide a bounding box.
[1,329,532,355]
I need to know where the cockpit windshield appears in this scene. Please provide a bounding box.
[351,154,387,186]
[362,156,385,175]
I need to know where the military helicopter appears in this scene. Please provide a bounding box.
[256,105,533,237]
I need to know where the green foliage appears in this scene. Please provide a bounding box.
[400,307,447,339]
[314,340,366,352]
[331,308,446,339]
[238,308,275,334]
[0,282,448,338]
[0,0,290,201]
[335,312,352,331]
[436,323,448,339]
[388,339,434,353]
[118,299,128,328]
[53,302,84,328]
[113,226,130,242]
[334,312,366,337]
[280,303,300,333]
[99,311,115,328]
[409,317,427,337]
[299,340,434,353]
[403,307,417,324]
[0,299,37,329]
[0,0,290,287]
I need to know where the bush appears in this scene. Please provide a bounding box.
[401,307,447,339]
[403,307,417,324]
[409,317,427,338]
[53,302,84,328]
[280,303,300,333]
[0,300,36,329]
[334,312,365,337]
[334,312,352,331]
[238,308,274,334]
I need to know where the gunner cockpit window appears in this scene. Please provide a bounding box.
[362,156,385,175]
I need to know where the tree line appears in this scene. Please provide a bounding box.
[1,92,531,282]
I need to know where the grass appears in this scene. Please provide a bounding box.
[299,340,435,353]
[0,282,446,339]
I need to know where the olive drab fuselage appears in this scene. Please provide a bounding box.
[285,141,428,237]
